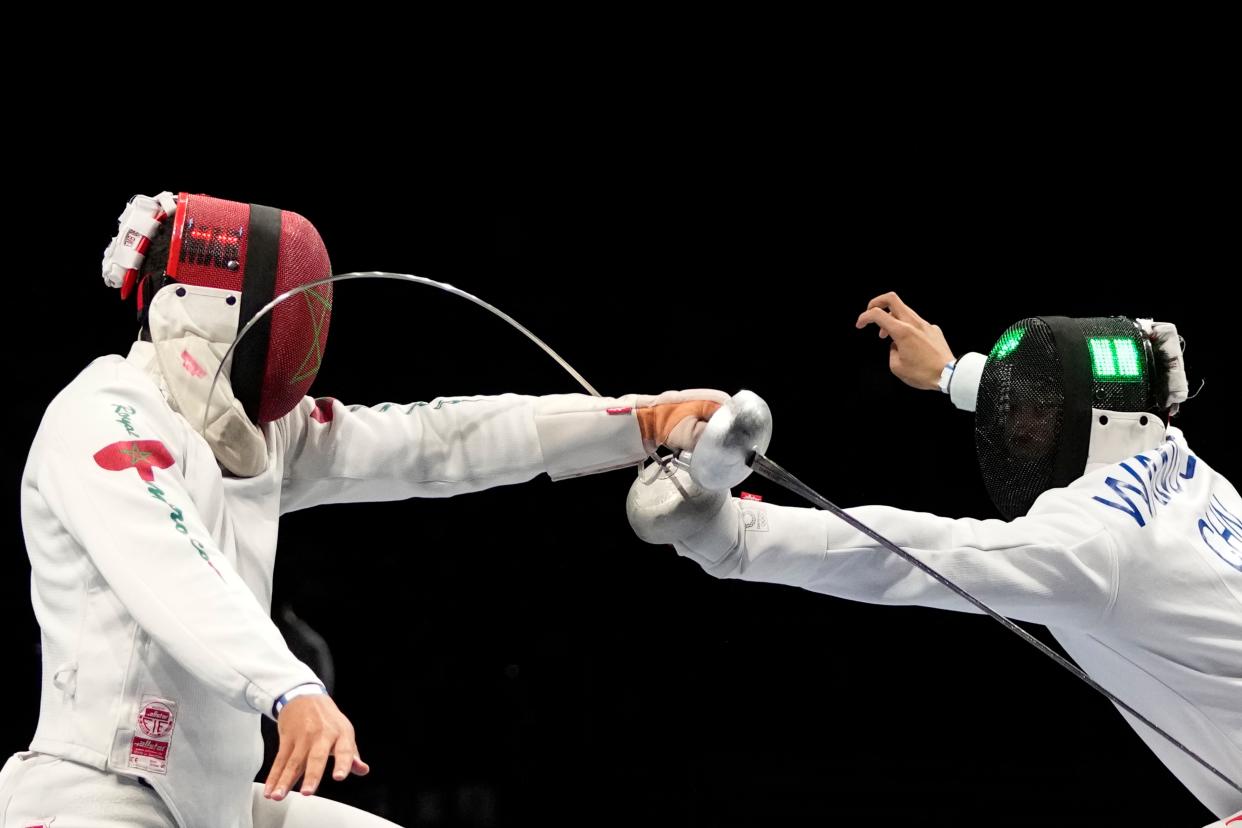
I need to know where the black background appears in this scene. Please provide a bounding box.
[4,87,1235,827]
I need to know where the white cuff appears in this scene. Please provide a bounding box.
[937,360,956,394]
[273,682,328,718]
[948,351,987,412]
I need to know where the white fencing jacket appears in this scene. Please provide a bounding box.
[20,340,649,827]
[674,428,1242,819]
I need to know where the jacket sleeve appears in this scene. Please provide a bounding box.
[36,371,321,718]
[276,393,649,513]
[676,494,1120,630]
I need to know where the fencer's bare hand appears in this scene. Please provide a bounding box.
[263,695,370,801]
[855,292,956,390]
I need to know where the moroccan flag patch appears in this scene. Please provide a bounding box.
[94,440,175,482]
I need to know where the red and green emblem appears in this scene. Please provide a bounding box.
[94,440,175,482]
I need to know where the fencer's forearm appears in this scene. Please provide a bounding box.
[278,393,647,509]
[531,393,646,479]
[677,499,1118,628]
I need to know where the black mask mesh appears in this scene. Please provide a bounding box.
[974,316,1155,519]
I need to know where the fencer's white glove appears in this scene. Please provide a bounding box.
[626,462,743,572]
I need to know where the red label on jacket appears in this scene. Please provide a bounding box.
[129,696,178,775]
[138,702,176,738]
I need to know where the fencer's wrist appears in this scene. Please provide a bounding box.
[937,360,957,395]
[273,682,328,718]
